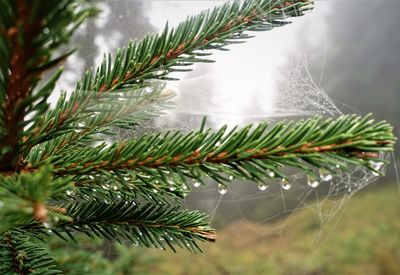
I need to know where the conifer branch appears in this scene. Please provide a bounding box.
[37,115,394,187]
[28,200,216,253]
[0,0,97,171]
[26,0,313,151]
[24,83,175,160]
[66,170,189,205]
[0,231,61,274]
[0,165,71,233]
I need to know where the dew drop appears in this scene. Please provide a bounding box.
[319,168,333,182]
[281,178,292,190]
[192,180,201,188]
[369,160,384,176]
[218,183,227,195]
[168,184,176,191]
[307,175,320,188]
[152,188,158,193]
[267,170,275,178]
[258,182,268,191]
[66,190,75,196]
[228,175,234,181]
[113,185,119,191]
[101,184,110,190]
[43,222,51,229]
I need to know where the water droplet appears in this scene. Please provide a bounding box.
[218,183,227,195]
[267,170,275,177]
[281,178,291,190]
[307,175,320,188]
[181,183,188,190]
[192,180,201,188]
[78,122,86,128]
[369,160,384,176]
[152,188,158,193]
[319,169,333,182]
[43,222,51,229]
[168,184,176,191]
[101,184,110,190]
[113,185,119,191]
[258,182,268,191]
[228,175,234,181]
[66,190,75,196]
[215,141,221,147]
[154,70,166,77]
[47,229,52,234]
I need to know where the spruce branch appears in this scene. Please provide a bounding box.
[65,170,189,206]
[0,0,97,171]
[0,231,61,275]
[37,115,394,188]
[28,200,216,253]
[26,0,313,151]
[0,165,71,233]
[24,82,175,160]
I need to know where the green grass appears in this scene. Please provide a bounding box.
[118,183,400,275]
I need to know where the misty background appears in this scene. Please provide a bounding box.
[56,0,400,226]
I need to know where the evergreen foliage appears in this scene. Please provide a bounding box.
[0,0,395,273]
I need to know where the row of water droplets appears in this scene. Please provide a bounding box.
[215,169,331,195]
[215,160,386,195]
